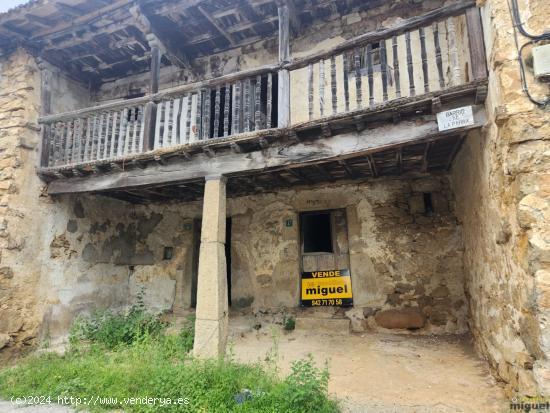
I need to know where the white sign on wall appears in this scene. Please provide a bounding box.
[437,106,474,132]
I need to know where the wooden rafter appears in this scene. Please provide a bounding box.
[197,5,236,46]
[129,3,193,70]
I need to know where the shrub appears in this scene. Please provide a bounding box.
[69,289,165,349]
[284,316,296,331]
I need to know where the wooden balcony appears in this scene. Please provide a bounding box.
[38,3,488,202]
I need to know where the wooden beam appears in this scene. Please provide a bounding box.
[422,142,432,172]
[45,107,487,195]
[197,5,236,46]
[367,155,378,177]
[338,160,356,179]
[287,168,312,184]
[313,164,334,182]
[279,0,300,36]
[129,4,193,71]
[446,135,464,170]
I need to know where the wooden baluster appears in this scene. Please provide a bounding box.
[180,96,189,143]
[419,27,429,93]
[96,113,105,160]
[119,109,128,156]
[83,117,92,162]
[331,55,337,115]
[195,91,203,140]
[392,36,401,98]
[153,103,162,149]
[223,84,230,136]
[51,123,58,166]
[214,86,221,138]
[255,75,262,130]
[65,120,74,165]
[137,106,145,152]
[307,63,314,120]
[132,108,139,153]
[433,22,445,89]
[202,90,211,139]
[73,119,81,163]
[172,98,180,145]
[405,31,415,96]
[366,44,374,107]
[110,111,118,157]
[446,17,461,86]
[354,48,362,108]
[162,101,170,147]
[343,53,350,112]
[90,115,99,161]
[380,40,388,102]
[124,109,132,154]
[189,93,198,142]
[233,82,240,135]
[319,59,325,117]
[243,79,251,133]
[102,112,111,159]
[266,74,273,128]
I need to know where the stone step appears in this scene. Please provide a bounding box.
[295,317,350,334]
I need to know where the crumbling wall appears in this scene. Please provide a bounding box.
[451,0,550,396]
[228,176,468,334]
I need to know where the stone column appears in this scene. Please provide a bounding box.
[193,175,228,358]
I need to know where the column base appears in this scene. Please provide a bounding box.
[193,317,228,358]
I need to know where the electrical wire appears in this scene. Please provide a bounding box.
[506,0,550,106]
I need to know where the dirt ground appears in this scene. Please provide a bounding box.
[229,317,509,413]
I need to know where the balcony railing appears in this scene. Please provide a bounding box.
[38,3,485,169]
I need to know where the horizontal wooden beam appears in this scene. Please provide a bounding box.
[46,105,486,195]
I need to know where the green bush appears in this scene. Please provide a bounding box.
[69,290,165,349]
[284,316,296,331]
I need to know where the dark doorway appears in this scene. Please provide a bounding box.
[190,219,201,308]
[226,218,232,306]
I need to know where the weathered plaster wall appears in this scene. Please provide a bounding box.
[451,0,550,396]
[228,176,468,334]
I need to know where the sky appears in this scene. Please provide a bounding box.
[0,0,31,14]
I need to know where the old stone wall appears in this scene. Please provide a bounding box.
[451,0,550,396]
[228,176,468,334]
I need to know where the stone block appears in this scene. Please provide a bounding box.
[200,178,226,243]
[195,242,228,321]
[0,333,10,350]
[374,308,425,329]
[411,178,442,193]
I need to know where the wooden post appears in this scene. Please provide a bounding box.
[278,5,290,63]
[465,7,487,81]
[278,69,290,128]
[148,34,162,94]
[37,58,52,167]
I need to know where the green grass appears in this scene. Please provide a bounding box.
[0,308,339,413]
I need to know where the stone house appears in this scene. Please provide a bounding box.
[0,0,548,397]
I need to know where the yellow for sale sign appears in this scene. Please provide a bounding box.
[300,269,353,307]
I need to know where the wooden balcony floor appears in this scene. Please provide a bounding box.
[40,80,487,204]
